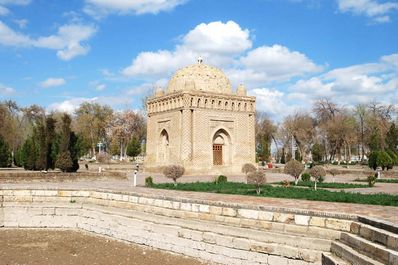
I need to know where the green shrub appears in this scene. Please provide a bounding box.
[367,175,377,187]
[318,175,325,183]
[55,151,73,172]
[145,176,154,187]
[377,151,393,170]
[368,151,379,170]
[215,175,228,184]
[301,172,311,182]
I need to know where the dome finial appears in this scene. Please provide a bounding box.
[197,56,203,64]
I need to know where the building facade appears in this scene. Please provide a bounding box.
[144,59,256,175]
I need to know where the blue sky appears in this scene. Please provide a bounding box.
[0,0,397,119]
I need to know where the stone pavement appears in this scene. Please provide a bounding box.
[1,178,398,225]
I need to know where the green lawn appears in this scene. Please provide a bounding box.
[272,181,368,189]
[151,182,398,207]
[354,178,398,183]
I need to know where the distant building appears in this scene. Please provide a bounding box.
[144,58,256,175]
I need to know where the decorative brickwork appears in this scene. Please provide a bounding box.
[145,60,256,174]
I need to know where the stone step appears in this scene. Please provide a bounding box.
[331,241,383,265]
[358,216,398,234]
[82,204,332,252]
[351,221,398,252]
[321,253,350,265]
[340,232,398,264]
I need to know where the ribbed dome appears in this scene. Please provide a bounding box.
[167,61,232,94]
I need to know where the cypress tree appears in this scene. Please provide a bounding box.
[55,114,73,172]
[45,116,57,170]
[0,135,11,167]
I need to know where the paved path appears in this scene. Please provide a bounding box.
[1,178,398,225]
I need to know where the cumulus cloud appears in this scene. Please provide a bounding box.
[84,0,187,18]
[122,21,253,78]
[13,19,28,29]
[0,6,9,16]
[0,83,15,95]
[0,22,97,60]
[48,97,96,114]
[228,45,322,86]
[250,88,293,119]
[40,78,66,88]
[336,0,398,23]
[286,53,398,108]
[48,96,133,114]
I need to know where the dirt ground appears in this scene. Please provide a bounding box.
[0,229,210,265]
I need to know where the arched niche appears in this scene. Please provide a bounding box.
[212,128,232,166]
[158,129,170,164]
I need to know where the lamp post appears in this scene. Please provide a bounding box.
[133,164,139,187]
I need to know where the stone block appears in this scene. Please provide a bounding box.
[238,209,259,219]
[209,206,223,215]
[223,207,237,217]
[309,216,325,227]
[258,211,273,221]
[350,222,360,234]
[180,202,192,211]
[294,215,310,226]
[268,255,288,265]
[199,204,210,213]
[232,238,251,250]
[273,213,295,224]
[325,218,351,231]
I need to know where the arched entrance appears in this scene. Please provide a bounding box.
[158,129,169,164]
[212,129,231,166]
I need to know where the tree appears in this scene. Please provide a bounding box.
[75,102,113,157]
[0,135,12,167]
[386,123,398,153]
[242,163,257,176]
[256,113,277,163]
[126,137,141,157]
[284,160,304,185]
[163,165,185,186]
[108,110,145,161]
[311,143,324,162]
[282,112,315,162]
[309,165,326,191]
[247,170,266,195]
[21,136,38,170]
[55,114,76,172]
[376,151,393,171]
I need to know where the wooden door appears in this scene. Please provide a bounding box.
[213,144,223,165]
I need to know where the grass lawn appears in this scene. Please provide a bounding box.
[272,181,368,189]
[151,182,398,207]
[354,178,398,183]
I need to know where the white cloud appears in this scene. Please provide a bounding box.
[13,19,28,29]
[285,53,398,109]
[40,78,66,88]
[0,0,30,5]
[0,6,9,16]
[337,0,398,23]
[250,87,294,119]
[84,0,187,18]
[47,96,133,114]
[95,83,106,91]
[232,45,322,85]
[0,22,97,60]
[0,21,31,46]
[122,20,253,78]
[182,21,252,55]
[0,83,15,95]
[48,97,97,114]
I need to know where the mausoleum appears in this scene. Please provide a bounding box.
[144,58,256,174]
